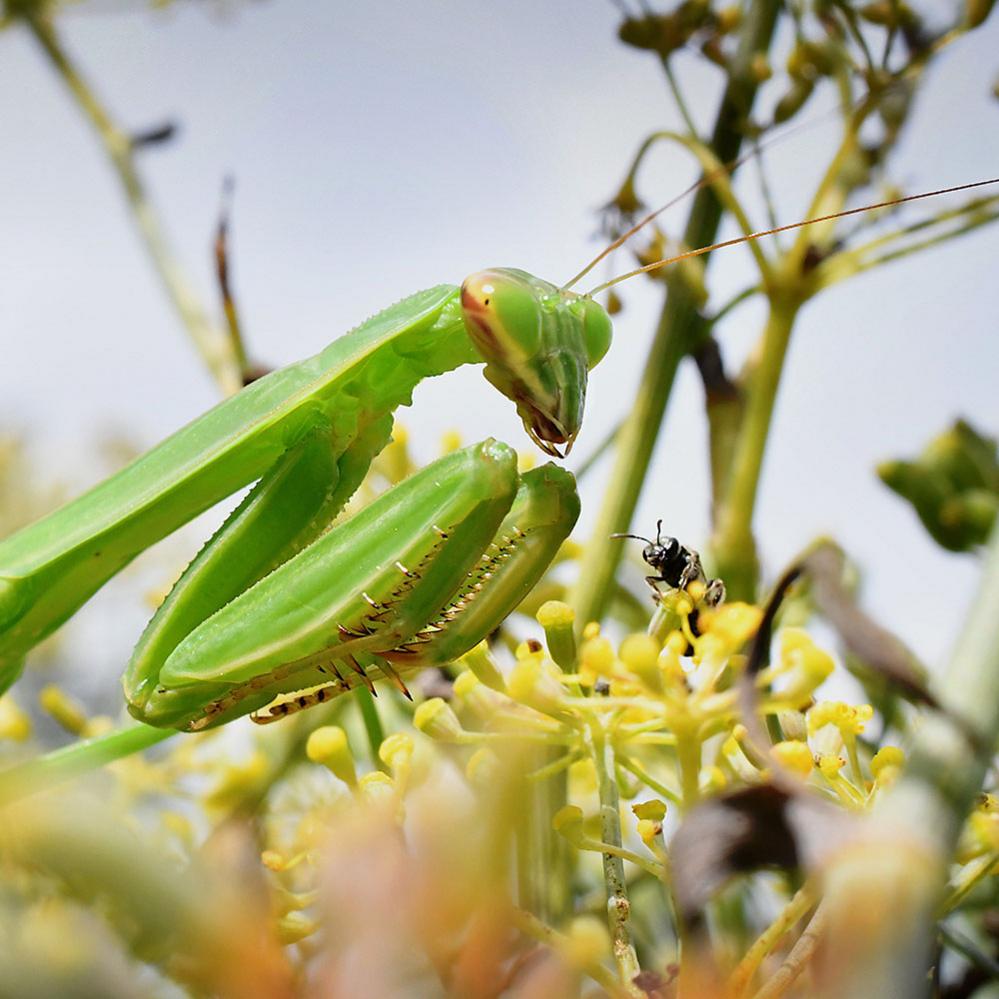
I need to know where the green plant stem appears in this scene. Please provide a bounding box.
[354,686,385,767]
[23,10,240,396]
[729,883,817,997]
[617,755,682,806]
[816,525,999,998]
[516,745,571,924]
[751,904,828,999]
[711,294,800,599]
[570,0,779,630]
[0,722,175,806]
[939,922,999,979]
[675,725,703,810]
[587,718,642,988]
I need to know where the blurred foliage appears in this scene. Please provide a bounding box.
[879,419,999,552]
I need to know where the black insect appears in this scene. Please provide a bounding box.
[612,520,725,607]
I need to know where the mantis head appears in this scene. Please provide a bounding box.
[460,268,612,458]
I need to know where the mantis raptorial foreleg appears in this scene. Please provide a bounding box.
[125,440,578,732]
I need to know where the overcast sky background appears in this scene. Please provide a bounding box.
[2,2,998,696]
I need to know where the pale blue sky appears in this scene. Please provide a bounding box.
[2,2,998,691]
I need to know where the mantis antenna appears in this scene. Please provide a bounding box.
[560,88,893,293]
[586,177,999,296]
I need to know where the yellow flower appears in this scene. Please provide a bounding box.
[508,654,565,716]
[870,746,905,783]
[0,695,31,741]
[579,635,616,682]
[696,602,763,660]
[778,629,835,701]
[306,726,357,786]
[619,634,660,687]
[771,740,814,777]
[413,698,465,742]
[808,701,873,738]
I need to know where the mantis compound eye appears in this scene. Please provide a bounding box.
[461,270,542,361]
[579,297,612,368]
[461,268,589,459]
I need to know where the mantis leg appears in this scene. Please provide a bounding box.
[129,440,522,730]
[254,462,581,723]
[124,415,393,720]
[381,462,580,669]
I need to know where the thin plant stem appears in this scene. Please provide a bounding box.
[729,882,818,997]
[354,686,386,769]
[938,922,999,979]
[662,59,700,139]
[751,904,828,999]
[0,722,175,806]
[710,294,800,599]
[588,717,642,987]
[940,853,999,914]
[617,755,682,806]
[23,10,240,396]
[570,0,780,629]
[517,744,571,924]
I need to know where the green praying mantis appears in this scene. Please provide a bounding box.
[1,170,995,736]
[0,270,609,732]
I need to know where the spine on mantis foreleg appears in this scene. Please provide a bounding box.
[383,462,580,667]
[0,286,474,686]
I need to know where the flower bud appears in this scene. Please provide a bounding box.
[553,804,585,845]
[508,655,565,716]
[39,684,87,735]
[306,726,357,786]
[771,740,814,777]
[453,670,507,721]
[871,745,905,785]
[0,695,31,742]
[413,698,465,741]
[461,641,506,692]
[378,732,414,775]
[619,634,661,689]
[780,630,835,703]
[580,635,616,683]
[358,770,397,809]
[537,601,577,670]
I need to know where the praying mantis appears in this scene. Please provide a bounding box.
[0,270,609,732]
[0,165,995,735]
